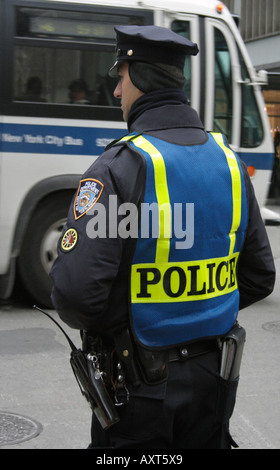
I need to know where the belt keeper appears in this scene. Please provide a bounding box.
[168,339,219,362]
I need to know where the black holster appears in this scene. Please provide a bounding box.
[114,329,169,386]
[134,346,169,384]
[216,322,246,434]
[220,322,246,381]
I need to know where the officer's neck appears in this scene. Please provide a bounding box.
[127,88,188,131]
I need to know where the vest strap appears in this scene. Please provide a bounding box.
[129,135,171,264]
[211,133,242,255]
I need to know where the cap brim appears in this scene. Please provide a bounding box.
[109,59,123,78]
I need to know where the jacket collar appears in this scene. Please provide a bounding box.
[128,89,204,133]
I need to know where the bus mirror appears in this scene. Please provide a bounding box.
[255,70,268,87]
[236,69,268,88]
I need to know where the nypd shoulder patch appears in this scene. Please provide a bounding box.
[74,178,104,220]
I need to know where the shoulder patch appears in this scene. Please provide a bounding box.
[61,228,78,252]
[74,178,104,220]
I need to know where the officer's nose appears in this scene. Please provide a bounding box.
[114,81,122,100]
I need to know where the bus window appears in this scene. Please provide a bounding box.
[214,28,233,142]
[16,7,145,41]
[171,21,191,102]
[14,46,119,106]
[13,5,151,108]
[238,52,264,147]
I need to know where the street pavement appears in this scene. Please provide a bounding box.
[0,212,279,449]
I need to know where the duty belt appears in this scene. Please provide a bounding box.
[168,339,220,362]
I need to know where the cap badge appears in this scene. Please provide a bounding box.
[127,49,134,57]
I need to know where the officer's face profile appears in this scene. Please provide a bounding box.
[114,62,144,122]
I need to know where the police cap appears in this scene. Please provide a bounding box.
[109,25,199,77]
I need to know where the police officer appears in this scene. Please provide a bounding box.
[50,25,275,449]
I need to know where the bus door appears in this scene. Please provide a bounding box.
[165,13,240,142]
[204,17,241,147]
[204,16,275,215]
[168,12,276,220]
[160,13,200,113]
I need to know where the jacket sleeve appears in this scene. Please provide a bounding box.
[237,161,276,309]
[50,144,145,332]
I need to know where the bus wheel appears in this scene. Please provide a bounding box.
[18,192,73,308]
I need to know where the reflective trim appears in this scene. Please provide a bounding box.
[211,133,242,255]
[130,135,171,264]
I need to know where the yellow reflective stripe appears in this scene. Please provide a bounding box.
[119,134,136,142]
[211,133,242,255]
[131,135,171,263]
[131,253,239,303]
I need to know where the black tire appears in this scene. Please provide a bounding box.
[18,192,73,308]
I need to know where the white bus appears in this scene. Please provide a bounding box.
[0,0,275,308]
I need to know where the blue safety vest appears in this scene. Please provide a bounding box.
[120,132,248,348]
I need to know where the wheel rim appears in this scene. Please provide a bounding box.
[40,218,66,274]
